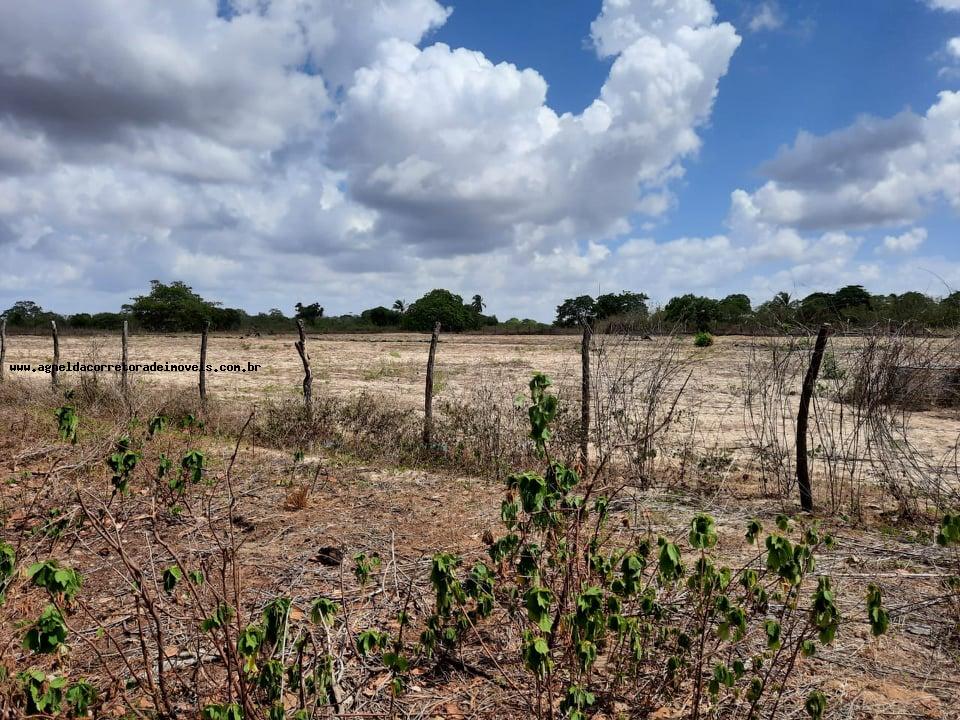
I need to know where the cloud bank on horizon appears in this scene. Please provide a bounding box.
[1,0,960,320]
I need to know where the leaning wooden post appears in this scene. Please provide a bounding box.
[199,320,210,405]
[580,322,592,474]
[796,324,831,513]
[50,320,60,389]
[423,321,441,447]
[121,320,129,398]
[0,318,6,383]
[294,320,313,421]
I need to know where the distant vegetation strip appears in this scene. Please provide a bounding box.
[3,281,960,335]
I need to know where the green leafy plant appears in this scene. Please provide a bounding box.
[805,689,828,719]
[936,511,960,637]
[865,583,890,637]
[527,372,559,455]
[23,605,69,654]
[201,603,235,632]
[441,373,852,719]
[180,413,205,431]
[310,597,338,625]
[18,669,67,714]
[27,559,82,602]
[938,511,960,547]
[262,596,291,649]
[559,684,596,720]
[356,629,390,656]
[693,331,714,348]
[238,623,265,673]
[106,435,141,495]
[147,414,167,437]
[65,679,98,716]
[170,449,205,493]
[162,565,183,593]
[202,703,243,720]
[353,552,381,586]
[157,453,174,481]
[55,405,79,444]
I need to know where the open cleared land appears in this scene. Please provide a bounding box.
[2,331,960,718]
[6,331,960,470]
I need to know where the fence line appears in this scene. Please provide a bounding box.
[423,322,441,447]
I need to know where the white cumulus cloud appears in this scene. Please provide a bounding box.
[733,94,960,232]
[881,227,927,253]
[949,36,960,58]
[748,2,785,32]
[926,0,960,10]
[0,0,745,318]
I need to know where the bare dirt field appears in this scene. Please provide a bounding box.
[7,331,960,476]
[2,331,960,718]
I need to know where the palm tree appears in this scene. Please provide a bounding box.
[392,299,406,313]
[471,294,485,313]
[773,291,795,308]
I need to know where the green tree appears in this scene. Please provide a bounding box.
[1,300,59,328]
[594,291,649,320]
[124,281,233,332]
[470,294,485,313]
[774,291,794,308]
[797,292,836,325]
[833,285,872,312]
[717,294,751,323]
[294,302,324,324]
[663,294,720,331]
[554,296,597,327]
[392,299,407,314]
[887,291,936,325]
[940,291,960,326]
[401,289,476,332]
[361,306,402,327]
[68,311,131,331]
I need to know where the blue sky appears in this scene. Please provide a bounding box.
[434,0,960,252]
[2,0,960,319]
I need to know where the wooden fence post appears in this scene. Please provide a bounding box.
[423,321,441,446]
[0,318,6,383]
[199,320,210,404]
[580,322,592,474]
[121,320,129,398]
[295,320,313,421]
[51,320,60,389]
[796,324,831,513]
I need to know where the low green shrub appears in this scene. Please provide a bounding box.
[694,331,715,347]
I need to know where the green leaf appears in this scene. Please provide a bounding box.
[310,597,339,625]
[805,690,827,720]
[689,513,717,549]
[764,619,781,650]
[524,586,554,633]
[865,583,889,637]
[23,605,68,654]
[162,566,183,593]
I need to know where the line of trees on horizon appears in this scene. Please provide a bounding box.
[0,282,502,334]
[4,281,960,335]
[554,285,960,333]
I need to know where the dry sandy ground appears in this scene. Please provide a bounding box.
[2,332,960,716]
[1,388,958,718]
[6,331,960,478]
